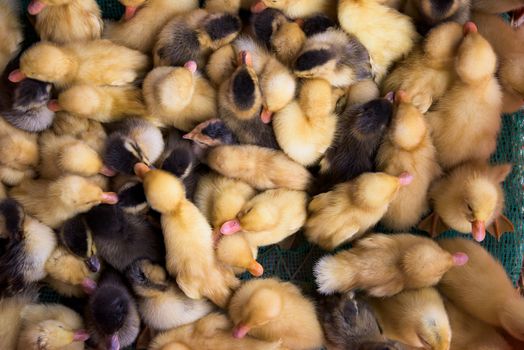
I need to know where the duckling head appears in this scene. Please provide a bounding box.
[60,215,100,273]
[125,259,169,298]
[19,42,74,85]
[355,172,413,209]
[32,320,89,350]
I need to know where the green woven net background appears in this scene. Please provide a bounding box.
[20,0,523,308]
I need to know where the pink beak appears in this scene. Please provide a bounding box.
[184,61,197,74]
[28,0,47,15]
[220,219,242,235]
[452,252,469,266]
[124,6,138,20]
[8,70,26,83]
[251,1,268,13]
[232,324,251,339]
[472,220,486,242]
[73,330,90,342]
[398,172,414,186]
[101,192,119,205]
[260,108,273,124]
[463,21,478,35]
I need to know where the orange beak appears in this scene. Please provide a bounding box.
[247,261,264,277]
[134,162,151,179]
[472,220,486,242]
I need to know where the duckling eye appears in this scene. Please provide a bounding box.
[467,204,473,212]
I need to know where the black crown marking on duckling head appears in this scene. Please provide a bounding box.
[162,148,195,179]
[61,215,89,258]
[295,49,333,72]
[157,25,200,67]
[12,79,52,110]
[103,133,141,174]
[84,204,125,239]
[202,120,238,145]
[125,259,169,292]
[252,8,283,48]
[354,98,393,135]
[302,15,336,37]
[91,284,130,334]
[231,68,256,111]
[0,198,25,240]
[117,183,147,210]
[204,13,242,41]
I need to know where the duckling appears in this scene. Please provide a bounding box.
[0,0,22,74]
[216,234,263,276]
[13,40,149,89]
[0,117,39,186]
[301,13,337,37]
[218,51,279,148]
[154,9,242,67]
[318,293,406,350]
[338,0,419,83]
[195,173,256,233]
[56,84,147,123]
[376,91,442,231]
[0,291,37,350]
[10,175,118,228]
[382,21,463,113]
[83,203,165,272]
[419,161,513,241]
[125,259,214,331]
[182,118,239,148]
[294,28,372,88]
[251,0,336,18]
[444,299,511,350]
[219,188,308,248]
[17,303,90,350]
[143,62,216,132]
[85,269,140,350]
[209,38,297,119]
[367,288,451,350]
[137,166,240,308]
[103,118,165,175]
[2,73,55,133]
[149,312,285,350]
[473,11,524,113]
[104,0,198,53]
[307,171,413,251]
[38,131,113,181]
[403,0,471,34]
[29,0,103,44]
[438,238,524,341]
[59,214,100,272]
[314,233,468,296]
[251,8,306,65]
[0,199,56,295]
[51,112,106,153]
[427,22,502,169]
[44,246,99,298]
[311,87,392,195]
[273,78,337,167]
[113,179,148,215]
[228,278,324,350]
[205,145,312,191]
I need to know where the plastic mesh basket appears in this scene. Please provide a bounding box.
[20,0,523,313]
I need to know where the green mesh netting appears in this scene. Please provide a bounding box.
[20,0,523,309]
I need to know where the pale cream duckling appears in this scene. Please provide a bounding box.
[305,172,414,250]
[273,78,337,166]
[125,259,214,332]
[377,91,442,231]
[420,161,513,241]
[56,84,147,123]
[10,40,149,89]
[28,0,103,44]
[136,164,239,308]
[444,299,511,350]
[427,22,502,169]
[10,175,118,228]
[0,117,39,186]
[251,0,337,19]
[314,233,468,297]
[438,238,524,341]
[219,188,308,249]
[216,234,263,277]
[0,291,37,350]
[382,22,463,113]
[228,278,324,350]
[149,312,285,350]
[0,0,23,74]
[154,9,242,68]
[338,0,419,83]
[104,0,198,53]
[206,145,312,191]
[367,288,452,350]
[17,304,90,350]
[143,62,216,132]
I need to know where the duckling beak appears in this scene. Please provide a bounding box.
[85,256,101,273]
[47,100,61,112]
[134,162,151,179]
[463,22,478,36]
[452,252,469,266]
[511,8,524,28]
[232,324,251,339]
[251,1,267,13]
[385,91,395,103]
[398,172,414,187]
[73,330,90,342]
[220,219,242,235]
[124,6,138,20]
[99,165,117,177]
[107,334,120,350]
[472,220,486,242]
[260,107,273,124]
[8,70,26,83]
[184,61,197,74]
[81,278,97,294]
[248,261,264,277]
[101,192,119,205]
[28,0,47,15]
